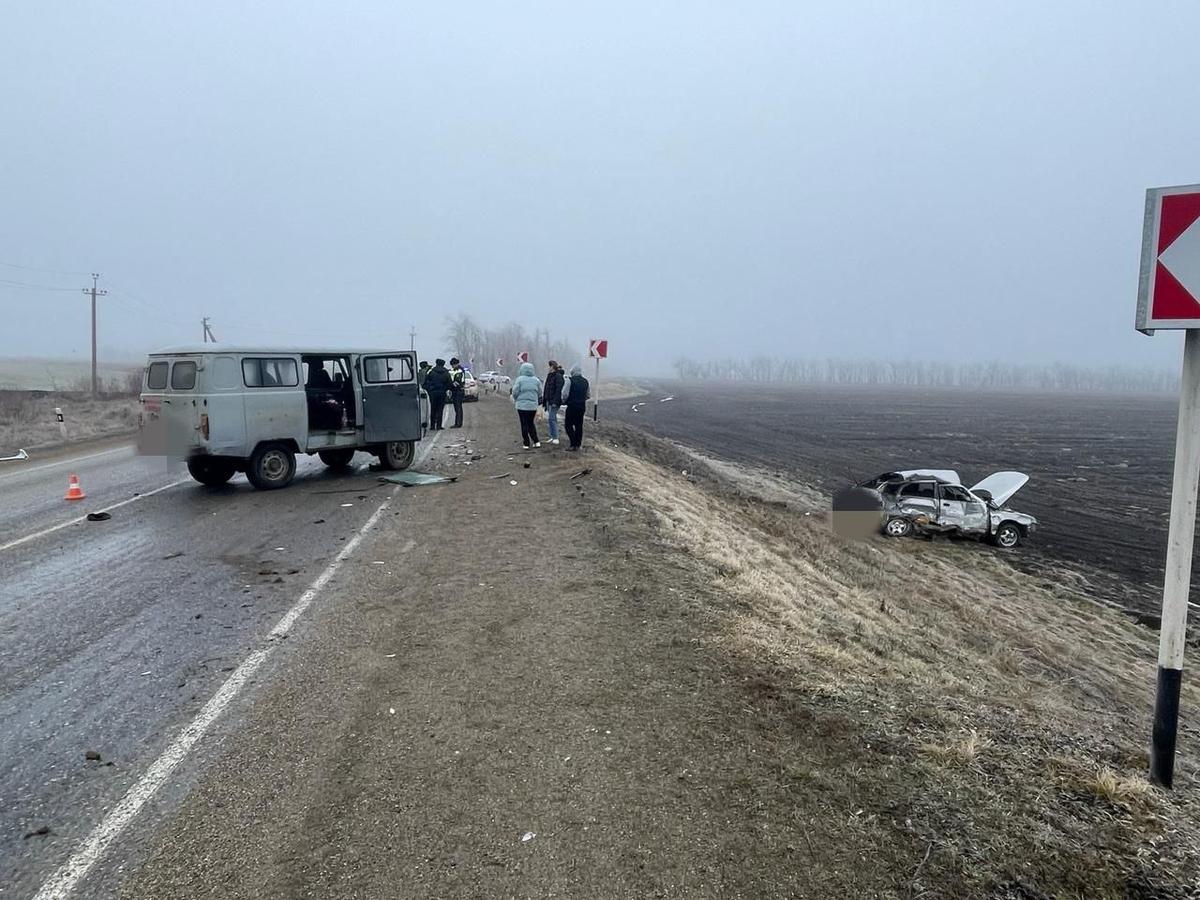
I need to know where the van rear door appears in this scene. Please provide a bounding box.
[139,356,203,457]
[359,352,421,443]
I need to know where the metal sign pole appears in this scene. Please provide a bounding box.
[593,356,600,422]
[1153,327,1200,788]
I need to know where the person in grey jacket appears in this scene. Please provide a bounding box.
[510,362,543,449]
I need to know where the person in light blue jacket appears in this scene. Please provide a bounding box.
[510,362,543,449]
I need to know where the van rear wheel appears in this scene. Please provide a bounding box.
[318,449,356,469]
[187,458,236,486]
[247,443,296,490]
[378,440,415,471]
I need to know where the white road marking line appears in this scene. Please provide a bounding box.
[0,445,133,481]
[32,434,440,899]
[0,478,191,554]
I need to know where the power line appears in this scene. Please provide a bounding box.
[0,260,91,277]
[0,277,81,292]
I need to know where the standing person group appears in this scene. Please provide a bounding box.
[421,357,469,431]
[509,360,590,451]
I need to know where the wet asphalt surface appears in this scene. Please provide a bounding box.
[0,445,407,897]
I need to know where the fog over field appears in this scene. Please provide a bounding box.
[2,3,1200,375]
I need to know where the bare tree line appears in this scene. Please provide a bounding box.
[442,315,579,375]
[671,356,1180,394]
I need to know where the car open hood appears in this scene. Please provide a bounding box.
[970,471,1029,506]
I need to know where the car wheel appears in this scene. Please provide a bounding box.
[992,522,1021,548]
[186,457,236,486]
[318,448,356,469]
[378,440,415,471]
[884,517,912,538]
[247,443,296,490]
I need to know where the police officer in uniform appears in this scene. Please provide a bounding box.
[425,359,452,430]
[448,357,466,428]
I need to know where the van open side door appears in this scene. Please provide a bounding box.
[359,352,421,443]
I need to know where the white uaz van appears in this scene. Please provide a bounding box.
[138,346,424,490]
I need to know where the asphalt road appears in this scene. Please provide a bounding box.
[0,444,416,897]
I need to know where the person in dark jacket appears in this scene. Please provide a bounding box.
[560,363,590,451]
[541,360,565,445]
[425,359,451,430]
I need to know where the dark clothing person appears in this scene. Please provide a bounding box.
[542,366,564,408]
[448,360,466,428]
[561,364,590,450]
[542,363,565,443]
[425,361,452,430]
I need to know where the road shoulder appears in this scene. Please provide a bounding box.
[122,396,1200,898]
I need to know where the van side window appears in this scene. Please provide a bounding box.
[147,361,168,390]
[243,358,299,388]
[171,361,197,390]
[363,356,414,384]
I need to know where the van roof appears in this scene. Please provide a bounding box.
[148,345,407,357]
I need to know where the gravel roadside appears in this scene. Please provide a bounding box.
[121,396,818,899]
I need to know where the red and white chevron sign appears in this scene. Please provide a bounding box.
[517,351,529,364]
[1138,184,1200,331]
[588,339,608,359]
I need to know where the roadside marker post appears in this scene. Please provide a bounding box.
[589,339,608,422]
[55,407,67,442]
[1137,183,1200,788]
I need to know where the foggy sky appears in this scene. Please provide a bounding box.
[3,2,1199,375]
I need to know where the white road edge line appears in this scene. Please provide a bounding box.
[0,445,133,481]
[0,478,192,554]
[32,433,440,900]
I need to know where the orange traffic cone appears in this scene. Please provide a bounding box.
[64,473,86,501]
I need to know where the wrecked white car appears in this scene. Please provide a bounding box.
[860,470,1037,548]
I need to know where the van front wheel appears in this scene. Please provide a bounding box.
[378,441,415,471]
[187,458,236,486]
[247,444,296,490]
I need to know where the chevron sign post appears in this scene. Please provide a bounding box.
[588,339,607,421]
[1139,184,1200,789]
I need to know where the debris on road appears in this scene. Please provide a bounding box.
[521,832,536,843]
[85,750,102,761]
[631,403,644,413]
[570,469,592,480]
[510,480,519,486]
[0,448,29,462]
[86,511,112,521]
[488,472,512,480]
[523,461,532,469]
[659,396,675,402]
[23,826,51,839]
[162,551,184,560]
[378,472,457,487]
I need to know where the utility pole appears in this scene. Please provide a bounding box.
[82,274,107,397]
[410,326,417,351]
[202,317,217,343]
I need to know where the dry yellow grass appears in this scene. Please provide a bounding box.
[597,433,1200,896]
